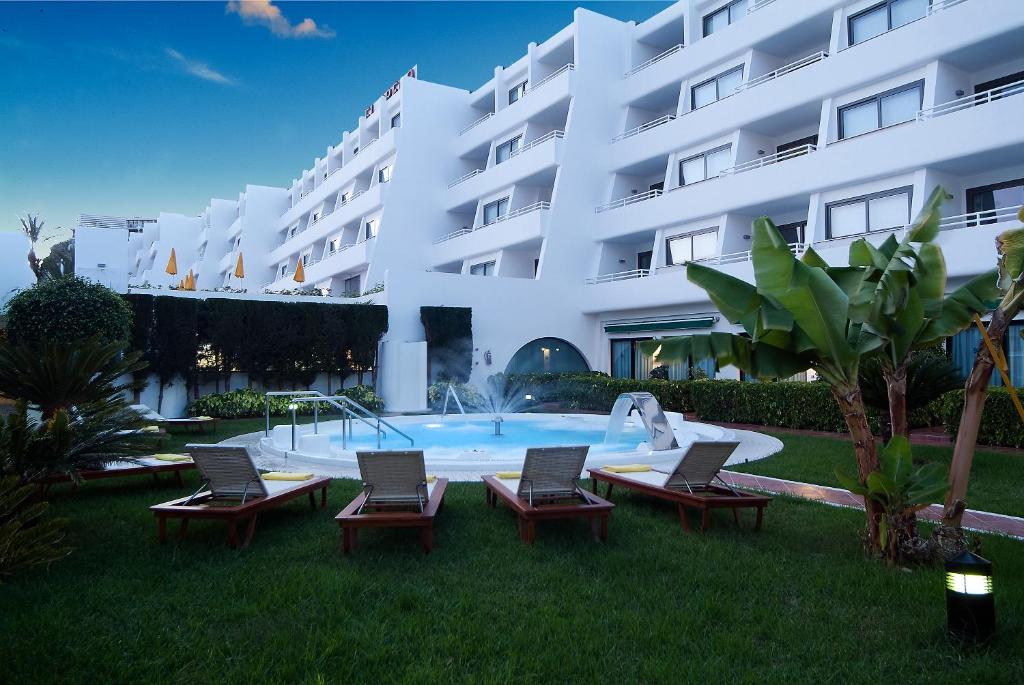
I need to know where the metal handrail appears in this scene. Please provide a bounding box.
[625,44,683,78]
[433,201,551,244]
[736,51,827,92]
[527,63,574,93]
[917,77,1024,120]
[460,112,494,135]
[718,144,817,176]
[265,390,414,449]
[938,204,1024,231]
[610,115,675,143]
[447,169,484,189]
[595,189,662,214]
[585,269,651,285]
[508,130,564,159]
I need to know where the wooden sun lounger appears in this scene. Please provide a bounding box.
[151,477,330,549]
[38,457,194,491]
[482,475,613,544]
[587,467,770,532]
[336,478,449,554]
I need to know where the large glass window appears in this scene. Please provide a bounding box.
[826,187,912,238]
[508,81,528,105]
[848,0,928,46]
[495,135,522,164]
[691,65,744,110]
[507,337,589,375]
[482,197,509,225]
[469,260,495,276]
[702,0,748,37]
[378,165,392,183]
[776,221,806,244]
[611,337,711,380]
[365,218,378,239]
[666,229,718,265]
[838,81,922,139]
[679,145,731,185]
[391,112,401,128]
[967,179,1024,225]
[343,275,360,295]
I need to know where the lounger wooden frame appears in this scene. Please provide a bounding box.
[151,478,329,549]
[587,468,770,532]
[482,476,613,544]
[335,478,449,554]
[38,460,194,492]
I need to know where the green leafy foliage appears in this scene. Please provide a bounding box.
[185,386,384,418]
[858,350,962,434]
[0,477,70,583]
[427,381,484,412]
[942,388,1024,448]
[3,276,132,348]
[503,372,694,414]
[420,307,473,384]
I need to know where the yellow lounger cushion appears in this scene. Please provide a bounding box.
[602,464,652,473]
[153,454,192,462]
[140,425,162,433]
[195,416,215,421]
[262,472,314,481]
[496,471,522,479]
[426,475,437,483]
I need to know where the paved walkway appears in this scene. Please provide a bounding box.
[720,470,1024,540]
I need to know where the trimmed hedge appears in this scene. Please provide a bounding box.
[185,386,383,419]
[4,276,132,348]
[941,388,1024,448]
[504,373,694,414]
[421,306,472,384]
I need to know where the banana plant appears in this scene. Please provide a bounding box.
[836,436,949,565]
[846,187,1000,438]
[943,216,1024,530]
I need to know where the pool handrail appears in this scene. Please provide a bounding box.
[265,390,414,449]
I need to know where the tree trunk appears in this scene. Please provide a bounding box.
[943,310,1010,528]
[883,363,909,438]
[326,372,332,395]
[157,382,165,414]
[832,385,882,552]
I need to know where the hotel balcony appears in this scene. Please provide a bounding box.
[446,131,563,211]
[300,236,377,285]
[430,201,550,267]
[269,183,383,264]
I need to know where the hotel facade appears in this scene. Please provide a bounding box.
[74,0,1024,411]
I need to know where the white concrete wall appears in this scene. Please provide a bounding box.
[0,231,36,307]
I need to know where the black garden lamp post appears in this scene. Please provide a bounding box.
[945,550,995,643]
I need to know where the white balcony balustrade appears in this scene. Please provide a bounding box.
[458,64,574,136]
[718,144,817,176]
[610,115,676,143]
[624,45,684,78]
[447,169,485,189]
[460,112,494,136]
[938,205,1024,231]
[747,0,779,12]
[917,78,1024,120]
[595,189,662,214]
[735,51,828,92]
[585,269,651,285]
[433,201,550,244]
[508,130,564,159]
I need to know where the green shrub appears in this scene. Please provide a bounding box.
[3,276,132,348]
[427,381,484,412]
[0,477,70,584]
[502,372,694,414]
[941,388,1024,448]
[185,386,384,419]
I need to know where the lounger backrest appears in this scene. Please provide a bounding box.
[186,444,268,499]
[356,450,427,505]
[517,445,589,502]
[664,441,740,490]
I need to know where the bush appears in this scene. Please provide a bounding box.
[941,388,1024,448]
[427,381,485,412]
[0,477,70,584]
[502,373,694,414]
[185,386,384,419]
[3,276,132,348]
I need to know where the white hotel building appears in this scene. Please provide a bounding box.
[75,0,1024,410]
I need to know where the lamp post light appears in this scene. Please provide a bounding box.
[288,403,298,451]
[945,550,995,643]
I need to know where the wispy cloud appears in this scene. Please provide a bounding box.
[226,0,335,39]
[165,48,236,85]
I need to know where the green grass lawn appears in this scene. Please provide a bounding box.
[730,432,1024,518]
[2,466,1023,682]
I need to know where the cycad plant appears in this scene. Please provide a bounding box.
[859,351,963,441]
[0,477,70,583]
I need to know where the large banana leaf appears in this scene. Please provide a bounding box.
[917,270,1000,342]
[639,332,810,380]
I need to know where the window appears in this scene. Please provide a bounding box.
[482,197,509,225]
[340,191,351,205]
[234,236,242,249]
[776,221,807,245]
[301,252,311,266]
[974,71,1024,100]
[637,250,653,271]
[679,145,731,186]
[826,187,912,238]
[287,224,298,239]
[311,206,323,223]
[495,135,522,164]
[649,182,664,192]
[343,275,360,295]
[967,179,1024,225]
[702,0,748,37]
[665,229,718,265]
[611,338,709,380]
[328,237,341,254]
[507,337,589,374]
[838,81,923,139]
[776,134,818,155]
[352,146,359,156]
[690,66,744,110]
[391,112,401,128]
[365,218,378,239]
[279,264,288,277]
[508,81,528,105]
[848,0,928,46]
[469,260,495,276]
[378,165,392,183]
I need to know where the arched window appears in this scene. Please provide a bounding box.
[505,337,589,375]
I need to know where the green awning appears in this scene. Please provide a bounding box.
[604,317,715,334]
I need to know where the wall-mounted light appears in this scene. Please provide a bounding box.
[97,263,107,269]
[945,550,995,643]
[743,234,751,240]
[955,89,965,97]
[757,149,766,156]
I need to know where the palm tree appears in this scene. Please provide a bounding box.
[18,213,47,281]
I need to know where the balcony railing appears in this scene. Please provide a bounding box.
[624,44,684,78]
[433,201,550,244]
[610,115,676,143]
[938,204,1024,231]
[928,0,968,14]
[917,77,1024,120]
[334,189,366,211]
[527,63,574,93]
[585,269,651,285]
[508,130,564,159]
[747,0,779,11]
[736,51,827,92]
[595,189,662,214]
[299,190,311,199]
[460,112,494,135]
[718,144,817,176]
[447,169,485,189]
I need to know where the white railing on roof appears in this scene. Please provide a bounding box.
[917,78,1024,120]
[624,44,683,78]
[610,115,676,143]
[527,63,574,93]
[585,269,650,285]
[460,112,494,135]
[718,144,817,176]
[938,204,1024,232]
[929,0,968,14]
[432,201,550,244]
[736,51,827,92]
[447,169,485,189]
[509,130,564,159]
[595,189,662,214]
[747,0,778,12]
[78,214,156,229]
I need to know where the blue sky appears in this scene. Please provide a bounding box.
[0,1,669,249]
